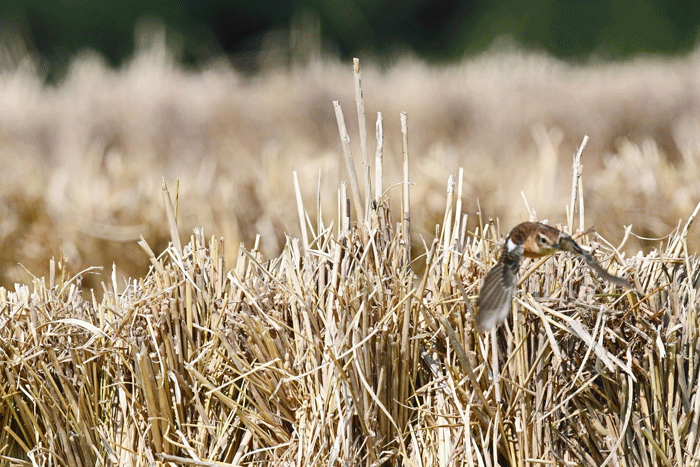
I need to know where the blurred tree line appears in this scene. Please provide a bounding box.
[1,0,700,79]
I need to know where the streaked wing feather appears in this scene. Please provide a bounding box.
[581,255,631,288]
[476,258,519,332]
[559,236,631,289]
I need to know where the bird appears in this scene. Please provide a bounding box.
[476,222,631,332]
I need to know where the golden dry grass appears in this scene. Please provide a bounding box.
[2,32,700,464]
[1,34,700,291]
[1,144,698,464]
[1,55,700,465]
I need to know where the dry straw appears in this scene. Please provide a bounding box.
[1,60,700,467]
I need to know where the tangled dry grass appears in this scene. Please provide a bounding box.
[1,62,700,465]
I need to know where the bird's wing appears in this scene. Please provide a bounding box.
[559,236,631,289]
[580,254,632,288]
[476,254,520,332]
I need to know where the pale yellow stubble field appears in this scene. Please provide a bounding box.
[0,41,698,290]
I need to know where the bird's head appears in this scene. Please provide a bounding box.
[507,222,563,258]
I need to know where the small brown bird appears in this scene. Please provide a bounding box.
[476,222,631,332]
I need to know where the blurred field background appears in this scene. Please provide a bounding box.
[3,3,700,465]
[0,1,700,291]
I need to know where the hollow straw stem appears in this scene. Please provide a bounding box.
[401,112,410,266]
[353,58,372,224]
[568,135,588,233]
[334,101,365,225]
